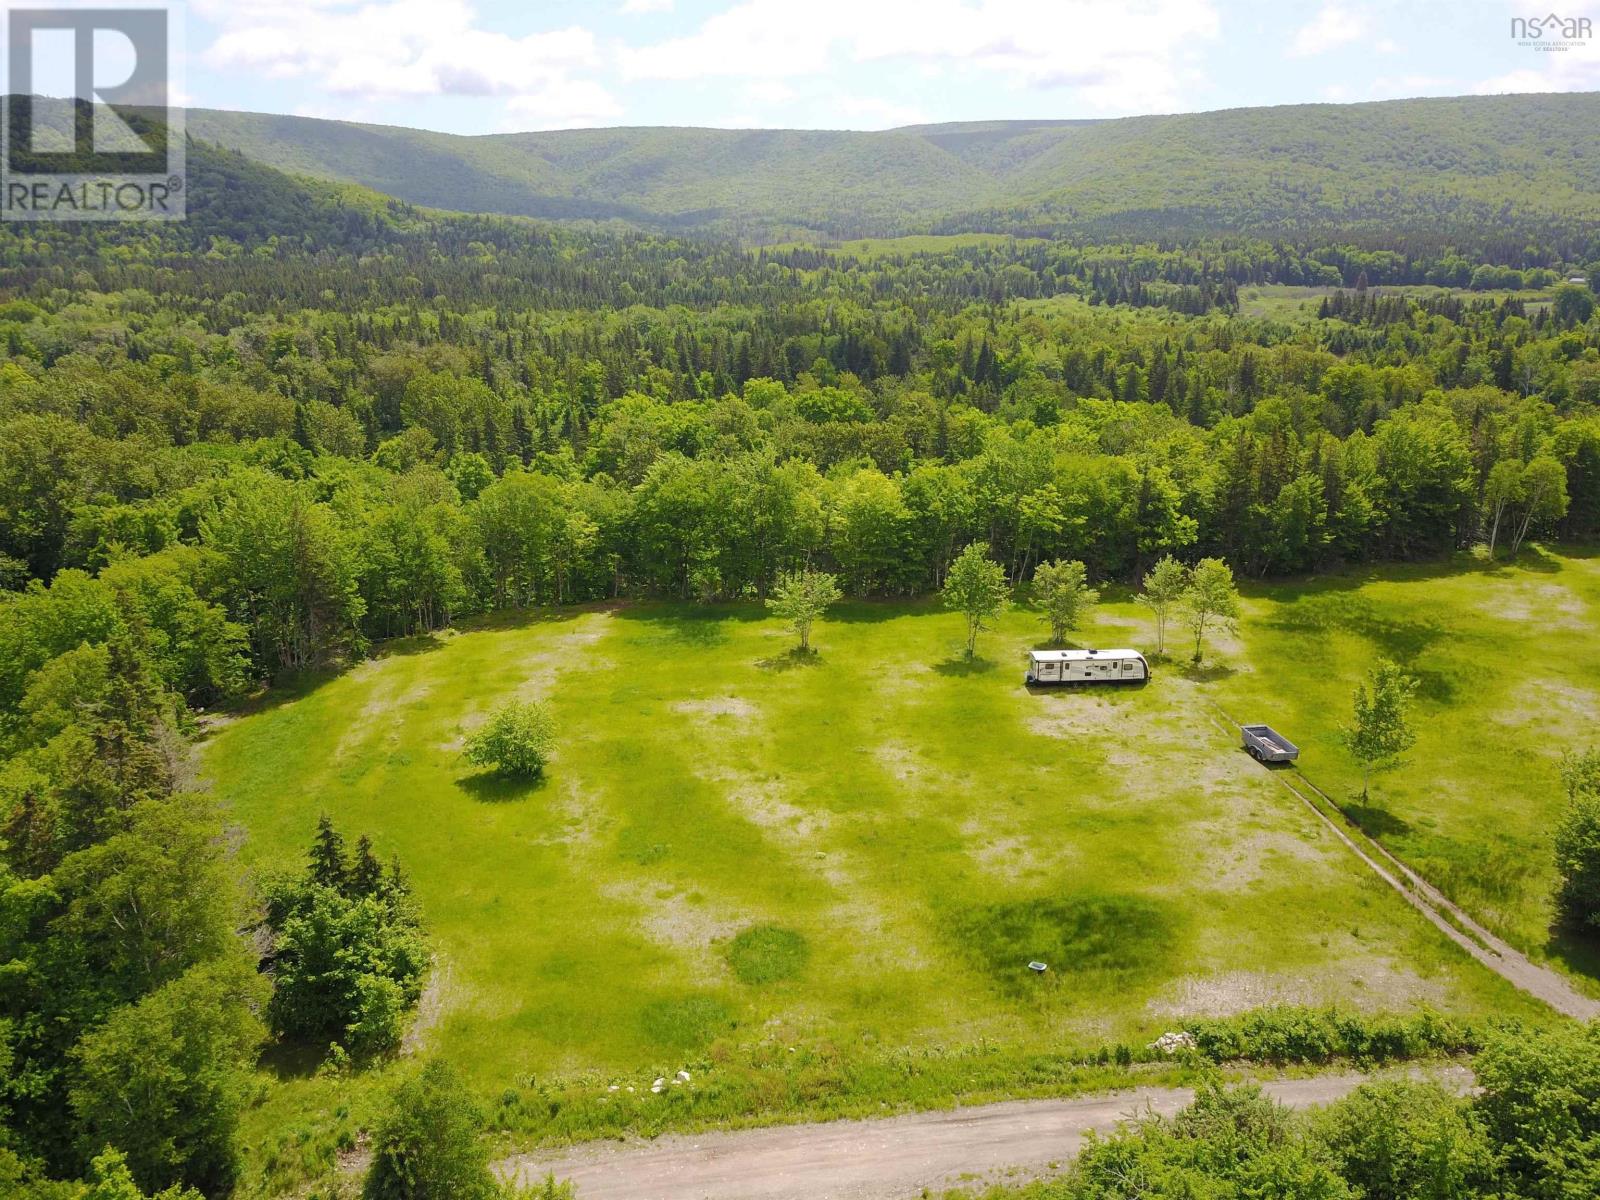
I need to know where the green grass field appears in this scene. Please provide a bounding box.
[203,552,1600,1187]
[760,233,1043,258]
[1214,549,1600,966]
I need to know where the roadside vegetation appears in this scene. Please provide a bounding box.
[947,1022,1600,1200]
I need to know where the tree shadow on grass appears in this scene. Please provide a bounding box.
[372,632,448,660]
[1545,926,1600,987]
[1179,660,1237,682]
[611,604,751,648]
[1338,800,1413,838]
[1497,544,1568,574]
[934,655,997,677]
[455,604,609,634]
[756,646,823,672]
[256,1039,326,1083]
[455,770,549,803]
[826,599,917,624]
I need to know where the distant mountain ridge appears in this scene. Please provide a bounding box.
[178,93,1600,243]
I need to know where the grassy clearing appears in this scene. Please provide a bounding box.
[760,232,1038,258]
[1213,548,1600,976]
[200,558,1595,1191]
[1238,284,1555,320]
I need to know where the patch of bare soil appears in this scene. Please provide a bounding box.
[402,957,457,1055]
[672,696,759,722]
[598,879,747,958]
[514,617,613,699]
[1482,581,1590,630]
[1195,827,1333,893]
[1491,677,1600,739]
[1148,957,1452,1019]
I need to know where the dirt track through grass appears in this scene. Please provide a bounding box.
[501,1068,1475,1200]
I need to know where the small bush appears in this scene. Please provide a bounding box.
[363,1061,496,1200]
[725,926,809,985]
[463,700,556,779]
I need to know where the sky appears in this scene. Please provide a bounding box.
[21,0,1600,134]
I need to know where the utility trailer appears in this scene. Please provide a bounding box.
[1241,724,1299,763]
[1025,648,1148,686]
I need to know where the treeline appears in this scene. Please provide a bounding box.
[5,255,1600,679]
[0,550,426,1193]
[0,581,265,1196]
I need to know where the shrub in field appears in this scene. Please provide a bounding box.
[1183,1006,1475,1066]
[363,1060,496,1200]
[463,700,556,779]
[1064,1082,1346,1198]
[1312,1080,1496,1199]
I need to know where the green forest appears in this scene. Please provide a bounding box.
[4,106,1600,1198]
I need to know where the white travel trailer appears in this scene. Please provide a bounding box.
[1025,648,1149,686]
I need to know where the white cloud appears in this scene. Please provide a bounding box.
[197,0,620,127]
[620,0,674,12]
[503,78,625,129]
[1364,73,1454,100]
[619,0,1220,115]
[743,79,797,105]
[1289,3,1369,57]
[827,95,928,129]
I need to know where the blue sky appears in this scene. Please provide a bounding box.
[153,1,1600,133]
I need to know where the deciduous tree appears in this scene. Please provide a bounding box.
[1032,559,1097,646]
[942,543,1008,659]
[1343,659,1418,798]
[1179,557,1239,665]
[1137,555,1187,656]
[765,568,841,653]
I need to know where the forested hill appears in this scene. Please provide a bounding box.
[185,92,1600,245]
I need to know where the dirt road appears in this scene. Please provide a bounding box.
[501,1071,1466,1200]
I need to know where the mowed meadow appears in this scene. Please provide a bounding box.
[203,554,1600,1136]
[1217,548,1600,961]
